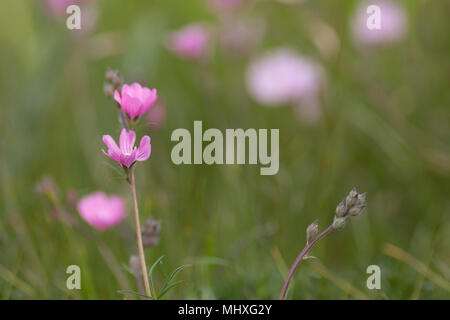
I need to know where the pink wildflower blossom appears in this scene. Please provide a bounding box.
[102,128,151,168]
[77,191,126,230]
[246,48,323,107]
[351,0,407,47]
[166,24,209,60]
[114,83,158,121]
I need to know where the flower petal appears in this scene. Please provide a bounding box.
[121,93,143,119]
[103,135,120,153]
[119,128,136,155]
[113,90,121,105]
[136,135,151,161]
[120,149,138,168]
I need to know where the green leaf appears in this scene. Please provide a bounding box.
[120,262,135,276]
[157,280,185,299]
[165,264,192,285]
[148,255,165,299]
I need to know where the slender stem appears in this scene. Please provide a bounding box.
[280,224,334,300]
[130,167,152,298]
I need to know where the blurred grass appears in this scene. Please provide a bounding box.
[0,0,449,299]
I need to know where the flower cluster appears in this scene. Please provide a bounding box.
[332,188,367,229]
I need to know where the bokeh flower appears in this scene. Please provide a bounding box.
[146,101,166,130]
[114,83,158,121]
[351,0,407,47]
[102,128,151,168]
[246,48,324,107]
[219,18,265,55]
[77,191,126,230]
[166,24,209,60]
[45,0,80,18]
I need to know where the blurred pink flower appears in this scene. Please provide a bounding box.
[45,0,81,17]
[147,102,166,130]
[102,128,151,168]
[45,0,98,37]
[77,191,126,230]
[114,83,158,120]
[246,48,323,107]
[166,24,209,60]
[351,0,407,47]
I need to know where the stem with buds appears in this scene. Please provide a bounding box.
[129,167,152,298]
[279,225,334,300]
[279,188,367,300]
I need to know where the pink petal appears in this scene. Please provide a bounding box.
[102,135,120,153]
[119,128,136,155]
[113,90,121,105]
[136,135,151,161]
[102,149,121,163]
[121,93,143,119]
[120,149,138,168]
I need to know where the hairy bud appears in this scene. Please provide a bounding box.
[306,219,319,244]
[345,188,358,207]
[335,200,347,217]
[332,216,348,230]
[333,188,367,229]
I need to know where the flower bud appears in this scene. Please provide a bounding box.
[332,216,348,230]
[141,218,161,249]
[356,192,366,207]
[103,83,114,98]
[105,68,123,88]
[345,188,358,207]
[348,205,365,217]
[306,219,319,244]
[335,200,347,217]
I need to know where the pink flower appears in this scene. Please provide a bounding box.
[351,0,407,47]
[77,191,126,231]
[45,0,81,17]
[146,102,166,130]
[102,128,151,168]
[114,83,158,121]
[166,24,209,60]
[246,48,323,107]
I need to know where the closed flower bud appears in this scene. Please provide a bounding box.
[103,83,114,98]
[348,205,365,217]
[141,218,161,249]
[105,68,123,88]
[332,216,348,230]
[335,200,347,217]
[306,219,319,244]
[345,188,358,207]
[356,192,366,207]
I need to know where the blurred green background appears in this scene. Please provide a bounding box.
[0,0,449,299]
